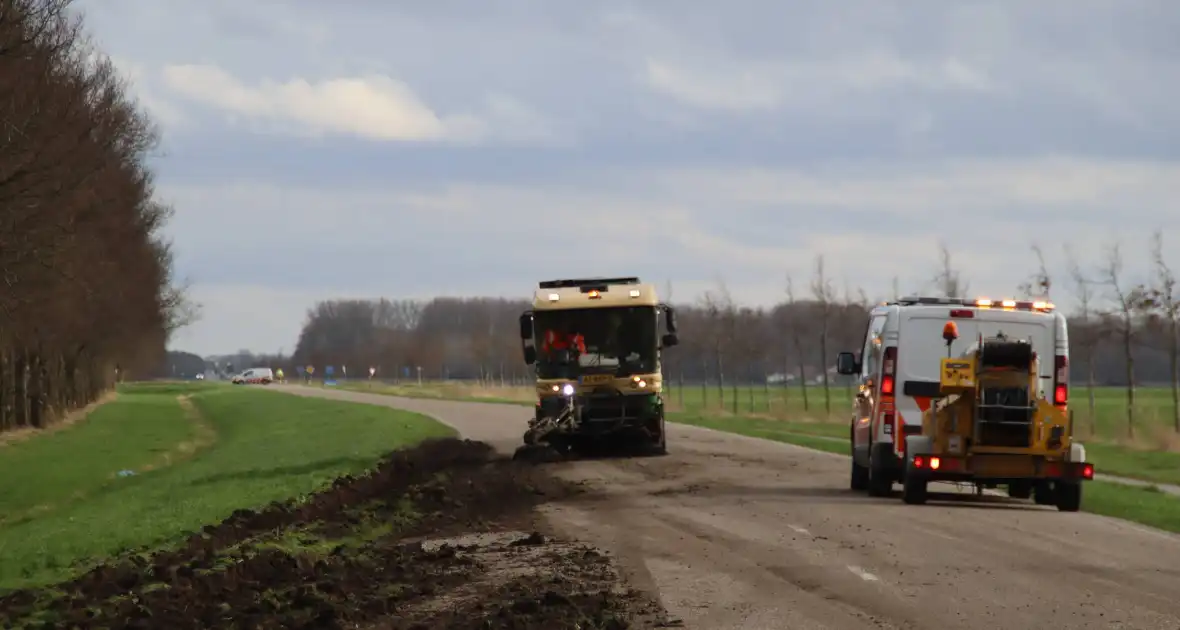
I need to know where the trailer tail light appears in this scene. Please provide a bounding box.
[913,456,940,469]
[883,413,895,435]
[1082,464,1094,479]
[1054,355,1068,408]
[949,309,974,318]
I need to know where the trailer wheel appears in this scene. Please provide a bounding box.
[902,464,928,505]
[1055,481,1082,512]
[1007,481,1033,500]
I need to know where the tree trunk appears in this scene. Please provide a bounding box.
[819,326,831,415]
[1170,319,1179,432]
[715,347,725,410]
[1122,325,1136,438]
[797,361,810,411]
[1085,344,1097,436]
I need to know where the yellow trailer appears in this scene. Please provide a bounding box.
[901,321,1093,510]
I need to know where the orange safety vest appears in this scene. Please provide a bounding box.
[542,330,585,353]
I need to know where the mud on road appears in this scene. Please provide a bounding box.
[0,438,669,630]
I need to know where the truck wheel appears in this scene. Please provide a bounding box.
[1055,481,1082,512]
[1007,481,1033,500]
[867,442,893,497]
[652,422,668,456]
[902,467,928,505]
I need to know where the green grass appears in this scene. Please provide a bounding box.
[0,390,199,524]
[0,383,454,591]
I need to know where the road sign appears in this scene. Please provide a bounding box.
[306,365,314,375]
[325,366,334,376]
[341,365,347,376]
[369,366,376,377]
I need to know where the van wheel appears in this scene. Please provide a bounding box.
[851,456,869,491]
[1033,480,1056,505]
[1007,481,1033,500]
[867,442,893,497]
[1055,481,1082,512]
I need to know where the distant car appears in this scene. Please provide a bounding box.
[231,368,274,385]
[195,373,205,380]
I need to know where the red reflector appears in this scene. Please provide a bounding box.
[1083,464,1094,480]
[929,456,941,469]
[1054,384,1067,405]
[949,309,974,318]
[914,456,924,468]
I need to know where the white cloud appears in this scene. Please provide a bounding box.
[642,51,999,114]
[163,154,1180,354]
[160,64,484,142]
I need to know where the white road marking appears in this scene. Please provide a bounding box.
[847,565,880,582]
[787,524,810,535]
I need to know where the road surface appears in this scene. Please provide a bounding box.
[282,386,1180,629]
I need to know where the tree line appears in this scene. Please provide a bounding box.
[0,0,192,433]
[281,238,1178,433]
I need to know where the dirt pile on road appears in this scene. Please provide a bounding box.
[0,438,667,629]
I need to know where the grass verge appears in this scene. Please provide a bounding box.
[0,383,454,591]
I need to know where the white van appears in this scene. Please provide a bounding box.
[836,296,1069,496]
[231,367,275,385]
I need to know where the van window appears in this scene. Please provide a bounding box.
[861,314,887,377]
[899,311,1055,394]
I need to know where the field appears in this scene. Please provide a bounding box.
[0,382,663,628]
[336,380,1180,487]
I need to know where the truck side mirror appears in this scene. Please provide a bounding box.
[518,313,533,340]
[663,305,678,333]
[661,333,679,348]
[523,345,536,365]
[836,352,859,375]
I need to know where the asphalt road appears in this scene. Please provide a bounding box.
[281,385,1180,629]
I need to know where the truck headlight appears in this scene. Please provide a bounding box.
[561,384,575,396]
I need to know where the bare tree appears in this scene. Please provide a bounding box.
[1018,244,1052,300]
[1064,244,1100,433]
[699,281,735,409]
[785,275,810,411]
[1098,241,1146,438]
[811,255,837,414]
[1147,230,1179,432]
[933,242,969,297]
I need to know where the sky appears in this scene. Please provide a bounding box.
[77,0,1180,356]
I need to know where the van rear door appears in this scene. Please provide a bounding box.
[895,309,1056,428]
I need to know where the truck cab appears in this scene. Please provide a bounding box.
[517,277,679,454]
[836,296,1070,496]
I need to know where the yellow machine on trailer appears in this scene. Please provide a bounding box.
[514,277,679,460]
[901,321,1094,510]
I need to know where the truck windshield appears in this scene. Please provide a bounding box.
[533,306,658,379]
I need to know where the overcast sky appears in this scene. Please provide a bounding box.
[79,0,1180,356]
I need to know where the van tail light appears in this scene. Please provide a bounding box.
[1053,355,1068,407]
[881,346,897,396]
